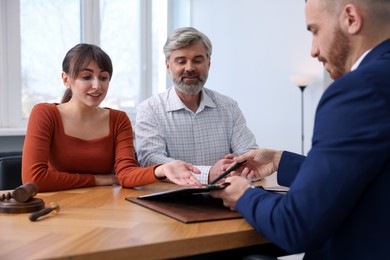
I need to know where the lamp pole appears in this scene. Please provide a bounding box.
[290,75,314,156]
[299,85,307,155]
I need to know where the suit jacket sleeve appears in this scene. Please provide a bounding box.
[277,151,305,186]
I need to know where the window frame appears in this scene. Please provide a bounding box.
[0,0,189,135]
[0,0,23,130]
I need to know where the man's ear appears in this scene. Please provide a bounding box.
[165,60,170,72]
[341,4,363,34]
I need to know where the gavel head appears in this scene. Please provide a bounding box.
[12,182,39,203]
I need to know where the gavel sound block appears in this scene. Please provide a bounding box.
[0,183,45,213]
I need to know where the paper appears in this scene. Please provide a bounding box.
[137,183,229,199]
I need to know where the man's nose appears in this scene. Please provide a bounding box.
[310,39,319,58]
[184,62,196,72]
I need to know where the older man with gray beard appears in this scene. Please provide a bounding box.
[135,27,258,185]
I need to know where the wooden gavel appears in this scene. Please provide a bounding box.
[0,183,60,220]
[0,182,38,203]
[29,202,60,221]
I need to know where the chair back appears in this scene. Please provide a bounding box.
[0,152,23,190]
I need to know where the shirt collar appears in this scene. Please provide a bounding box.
[166,87,217,113]
[351,49,371,71]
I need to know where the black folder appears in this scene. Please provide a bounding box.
[125,183,241,223]
[125,184,288,223]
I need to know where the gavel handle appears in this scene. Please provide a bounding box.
[29,207,53,221]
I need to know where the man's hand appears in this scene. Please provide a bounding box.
[210,176,252,211]
[208,154,235,183]
[233,149,283,180]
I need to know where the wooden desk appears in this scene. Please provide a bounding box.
[0,177,277,259]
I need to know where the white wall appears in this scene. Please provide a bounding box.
[190,0,326,154]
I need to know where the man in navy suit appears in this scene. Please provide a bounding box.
[211,0,390,259]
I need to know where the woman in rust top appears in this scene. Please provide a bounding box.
[22,43,201,192]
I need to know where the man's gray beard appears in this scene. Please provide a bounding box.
[174,81,204,95]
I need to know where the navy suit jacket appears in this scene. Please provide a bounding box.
[237,39,390,259]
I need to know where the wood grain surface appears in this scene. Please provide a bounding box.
[0,176,279,259]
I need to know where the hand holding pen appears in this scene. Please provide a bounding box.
[232,149,283,181]
[209,161,247,186]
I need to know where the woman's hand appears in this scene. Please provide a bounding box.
[154,160,202,187]
[94,174,118,186]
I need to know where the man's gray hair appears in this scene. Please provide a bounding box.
[163,27,212,60]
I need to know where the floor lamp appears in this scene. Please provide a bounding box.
[290,75,315,155]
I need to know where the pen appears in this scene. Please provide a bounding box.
[209,161,247,185]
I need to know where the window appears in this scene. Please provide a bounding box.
[20,0,81,118]
[99,0,168,113]
[0,0,181,131]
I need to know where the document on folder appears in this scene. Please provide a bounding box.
[136,182,229,199]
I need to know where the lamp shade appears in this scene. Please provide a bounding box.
[289,75,315,87]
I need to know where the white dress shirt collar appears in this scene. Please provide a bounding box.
[351,49,372,71]
[166,87,216,113]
